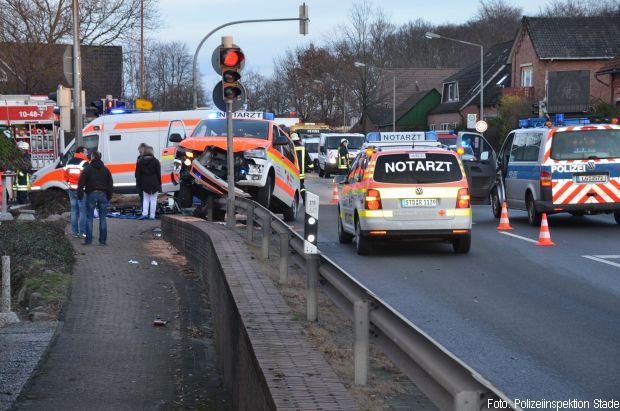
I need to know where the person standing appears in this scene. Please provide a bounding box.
[135,142,147,204]
[291,132,313,204]
[135,145,161,220]
[77,151,113,246]
[338,138,351,174]
[63,146,89,238]
[13,141,32,204]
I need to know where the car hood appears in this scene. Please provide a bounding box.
[180,136,270,152]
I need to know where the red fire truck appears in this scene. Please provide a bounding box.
[0,95,60,170]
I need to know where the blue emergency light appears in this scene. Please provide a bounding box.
[519,116,590,128]
[110,108,127,115]
[263,112,275,120]
[366,132,381,142]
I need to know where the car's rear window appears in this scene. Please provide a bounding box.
[373,153,462,184]
[550,129,620,160]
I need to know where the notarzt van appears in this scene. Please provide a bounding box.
[335,133,472,255]
[491,118,620,225]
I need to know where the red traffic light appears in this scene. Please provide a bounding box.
[220,49,244,67]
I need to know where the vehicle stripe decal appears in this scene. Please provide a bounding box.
[266,149,299,178]
[561,184,589,204]
[275,176,295,197]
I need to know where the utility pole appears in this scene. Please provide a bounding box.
[72,0,83,146]
[140,0,145,98]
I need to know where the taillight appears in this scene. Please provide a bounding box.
[456,188,470,209]
[540,171,552,187]
[365,189,382,210]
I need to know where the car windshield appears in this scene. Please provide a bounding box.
[373,153,463,184]
[304,142,319,153]
[550,129,620,160]
[449,144,475,161]
[191,119,269,139]
[325,136,365,149]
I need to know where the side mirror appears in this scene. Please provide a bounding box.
[274,135,289,146]
[480,151,490,161]
[333,174,347,184]
[168,133,183,143]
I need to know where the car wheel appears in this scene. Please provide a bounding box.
[452,234,471,254]
[354,218,371,255]
[526,193,541,226]
[283,195,298,222]
[256,174,273,209]
[490,187,501,219]
[318,167,324,177]
[338,209,353,244]
[614,211,620,225]
[325,169,331,179]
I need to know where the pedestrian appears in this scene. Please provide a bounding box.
[13,141,31,204]
[77,151,113,246]
[63,146,89,238]
[338,138,351,174]
[135,142,148,203]
[135,145,161,220]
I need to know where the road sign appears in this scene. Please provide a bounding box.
[212,81,246,112]
[304,191,319,254]
[467,113,477,129]
[475,120,488,133]
[135,99,153,111]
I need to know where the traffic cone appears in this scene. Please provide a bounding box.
[496,202,513,230]
[536,213,555,246]
[330,182,339,204]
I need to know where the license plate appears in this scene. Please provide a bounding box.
[574,174,608,184]
[401,198,438,208]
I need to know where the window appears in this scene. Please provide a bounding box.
[429,124,436,131]
[166,120,187,147]
[550,129,620,160]
[191,119,269,139]
[373,153,463,184]
[279,139,297,165]
[521,65,533,87]
[509,132,541,162]
[443,82,458,102]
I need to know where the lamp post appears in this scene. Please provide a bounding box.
[425,32,484,123]
[354,62,396,132]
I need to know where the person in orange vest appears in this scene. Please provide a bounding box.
[64,146,90,238]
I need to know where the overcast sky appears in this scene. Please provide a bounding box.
[156,0,544,92]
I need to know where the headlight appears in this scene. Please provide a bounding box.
[185,151,194,158]
[328,158,337,164]
[184,158,192,166]
[244,148,266,159]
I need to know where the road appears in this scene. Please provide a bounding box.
[300,173,620,407]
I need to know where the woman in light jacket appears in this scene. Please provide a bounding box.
[135,145,161,220]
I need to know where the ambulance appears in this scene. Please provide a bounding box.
[174,112,301,221]
[336,132,472,254]
[29,109,210,196]
[491,116,620,225]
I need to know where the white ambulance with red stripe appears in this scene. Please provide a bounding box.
[491,117,620,225]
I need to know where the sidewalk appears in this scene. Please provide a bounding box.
[11,218,228,411]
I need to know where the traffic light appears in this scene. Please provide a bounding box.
[48,85,72,132]
[219,46,245,101]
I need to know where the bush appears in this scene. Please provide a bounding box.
[493,95,531,147]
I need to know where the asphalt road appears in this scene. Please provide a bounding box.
[300,173,620,407]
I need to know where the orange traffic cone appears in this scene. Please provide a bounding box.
[536,213,555,246]
[330,182,339,204]
[496,202,513,230]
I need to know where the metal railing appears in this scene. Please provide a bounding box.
[233,196,517,411]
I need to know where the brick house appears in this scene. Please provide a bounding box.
[427,41,513,130]
[0,43,123,104]
[596,54,620,108]
[507,16,620,114]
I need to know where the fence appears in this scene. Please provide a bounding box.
[233,196,518,411]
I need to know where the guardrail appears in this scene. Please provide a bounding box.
[233,196,517,411]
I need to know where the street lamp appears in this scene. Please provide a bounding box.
[424,31,484,123]
[354,62,396,132]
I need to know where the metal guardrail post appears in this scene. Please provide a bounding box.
[354,300,369,386]
[279,232,289,284]
[245,203,254,242]
[261,213,270,260]
[306,254,319,322]
[1,256,10,313]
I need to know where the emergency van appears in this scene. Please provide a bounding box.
[336,132,472,254]
[29,109,209,195]
[174,114,301,221]
[318,133,365,178]
[491,117,620,225]
[303,136,320,170]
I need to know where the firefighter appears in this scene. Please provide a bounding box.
[13,141,31,204]
[291,132,313,204]
[338,138,351,174]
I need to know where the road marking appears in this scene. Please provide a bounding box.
[499,231,538,244]
[582,255,620,269]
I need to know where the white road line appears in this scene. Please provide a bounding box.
[499,231,538,244]
[582,255,620,269]
[591,255,620,259]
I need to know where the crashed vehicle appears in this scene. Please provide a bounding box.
[174,117,301,221]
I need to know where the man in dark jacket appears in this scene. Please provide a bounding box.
[135,145,161,220]
[78,151,113,245]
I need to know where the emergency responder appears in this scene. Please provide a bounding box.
[338,138,351,174]
[291,132,313,204]
[64,146,90,238]
[13,141,31,204]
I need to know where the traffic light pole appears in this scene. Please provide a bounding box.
[72,0,83,146]
[226,100,235,228]
[192,14,309,109]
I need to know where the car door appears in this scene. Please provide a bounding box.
[341,155,362,232]
[496,132,514,203]
[161,120,187,193]
[505,132,527,209]
[272,125,298,206]
[458,132,496,203]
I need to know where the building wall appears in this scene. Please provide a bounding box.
[613,73,620,106]
[511,29,612,106]
[398,91,441,130]
[427,104,499,131]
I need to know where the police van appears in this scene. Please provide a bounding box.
[336,131,472,254]
[491,117,620,225]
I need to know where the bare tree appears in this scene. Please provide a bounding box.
[539,0,620,16]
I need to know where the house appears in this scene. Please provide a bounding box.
[367,89,441,131]
[427,41,513,131]
[596,53,620,108]
[0,43,123,104]
[507,16,620,114]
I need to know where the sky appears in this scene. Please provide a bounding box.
[155,0,544,93]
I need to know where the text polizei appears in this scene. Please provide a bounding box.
[385,160,453,173]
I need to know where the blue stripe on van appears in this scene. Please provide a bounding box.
[506,164,540,180]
